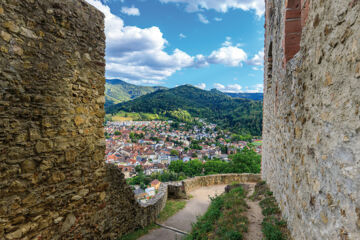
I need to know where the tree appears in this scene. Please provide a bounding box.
[204,160,228,175]
[135,165,143,173]
[220,145,228,154]
[114,131,121,136]
[183,159,203,177]
[169,160,185,173]
[170,150,179,156]
[229,148,261,173]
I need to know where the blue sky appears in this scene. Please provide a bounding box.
[86,0,265,93]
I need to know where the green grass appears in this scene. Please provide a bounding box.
[185,186,248,240]
[107,111,166,122]
[252,181,290,240]
[157,199,187,223]
[118,199,186,240]
[119,224,159,240]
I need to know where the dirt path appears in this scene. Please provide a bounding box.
[139,183,264,240]
[243,183,264,240]
[139,185,226,240]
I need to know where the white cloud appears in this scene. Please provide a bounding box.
[179,33,186,38]
[208,45,247,67]
[193,54,209,68]
[222,36,232,47]
[252,66,263,71]
[247,50,264,66]
[214,83,225,90]
[195,83,206,89]
[85,1,260,84]
[121,6,140,16]
[159,0,265,17]
[214,17,222,21]
[198,13,209,24]
[213,83,242,93]
[214,83,263,93]
[86,0,194,83]
[244,84,263,93]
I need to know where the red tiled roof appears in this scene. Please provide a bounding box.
[151,179,160,185]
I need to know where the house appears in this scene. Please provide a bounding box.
[150,179,161,190]
[133,188,146,200]
[145,187,156,198]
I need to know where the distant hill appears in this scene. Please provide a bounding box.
[105,79,167,106]
[106,85,263,136]
[225,92,263,101]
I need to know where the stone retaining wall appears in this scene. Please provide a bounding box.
[139,182,168,226]
[168,174,262,198]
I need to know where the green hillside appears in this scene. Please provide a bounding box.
[105,79,167,106]
[225,92,263,101]
[106,85,263,136]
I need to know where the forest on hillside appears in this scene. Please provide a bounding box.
[106,85,263,136]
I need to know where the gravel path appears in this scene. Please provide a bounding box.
[138,185,226,240]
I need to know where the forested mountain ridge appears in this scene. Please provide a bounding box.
[106,85,263,136]
[105,79,167,106]
[225,92,263,101]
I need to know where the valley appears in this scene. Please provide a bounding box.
[105,83,263,136]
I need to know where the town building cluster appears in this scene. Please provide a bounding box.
[104,120,262,201]
[105,120,261,179]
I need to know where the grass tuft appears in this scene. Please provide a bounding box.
[157,199,187,223]
[186,186,248,240]
[253,181,291,240]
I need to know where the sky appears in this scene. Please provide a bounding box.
[86,0,265,93]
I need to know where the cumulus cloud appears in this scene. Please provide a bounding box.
[243,84,263,93]
[159,0,265,17]
[121,6,140,16]
[193,54,209,68]
[214,83,263,93]
[198,13,209,24]
[214,17,222,21]
[86,0,194,84]
[208,46,247,67]
[214,83,242,93]
[247,50,264,66]
[195,83,206,89]
[86,1,261,84]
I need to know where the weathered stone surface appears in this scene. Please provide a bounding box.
[60,213,76,233]
[1,31,11,42]
[21,159,36,173]
[0,0,111,239]
[263,0,360,239]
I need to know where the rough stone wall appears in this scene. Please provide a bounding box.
[0,1,147,239]
[105,166,168,237]
[263,0,360,239]
[180,174,261,194]
[0,2,264,239]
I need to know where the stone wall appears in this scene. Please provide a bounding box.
[263,0,360,239]
[0,1,148,239]
[169,174,261,196]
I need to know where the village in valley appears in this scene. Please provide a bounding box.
[104,120,262,203]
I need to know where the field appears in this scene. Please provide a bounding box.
[106,111,165,122]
